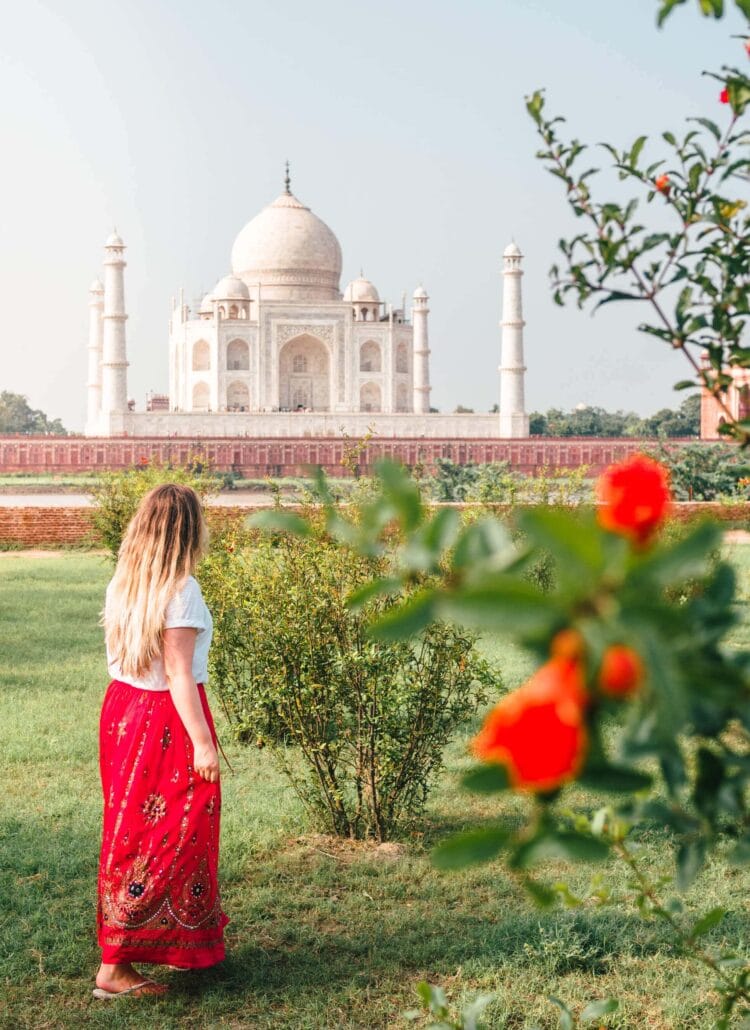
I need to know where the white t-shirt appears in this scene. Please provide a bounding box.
[106,575,213,692]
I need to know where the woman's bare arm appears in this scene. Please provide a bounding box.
[163,627,219,783]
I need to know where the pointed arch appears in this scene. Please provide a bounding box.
[227,381,250,411]
[360,340,381,372]
[226,338,249,371]
[192,381,210,411]
[192,339,210,371]
[360,381,382,412]
[278,334,331,411]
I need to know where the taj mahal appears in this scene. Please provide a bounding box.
[84,168,529,439]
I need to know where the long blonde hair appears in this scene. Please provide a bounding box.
[104,484,208,677]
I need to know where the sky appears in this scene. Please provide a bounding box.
[0,0,745,432]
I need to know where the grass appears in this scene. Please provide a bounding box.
[0,548,749,1028]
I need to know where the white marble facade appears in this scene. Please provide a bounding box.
[86,171,529,438]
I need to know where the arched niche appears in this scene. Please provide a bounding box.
[360,381,382,412]
[192,382,210,411]
[227,338,250,371]
[227,381,250,411]
[395,381,410,412]
[396,341,409,374]
[278,334,331,411]
[360,340,381,373]
[192,339,211,371]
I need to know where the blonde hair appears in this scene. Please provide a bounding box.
[104,484,208,678]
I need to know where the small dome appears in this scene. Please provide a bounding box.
[199,292,215,313]
[343,277,380,303]
[89,278,104,293]
[231,190,342,301]
[105,231,124,248]
[212,275,250,300]
[503,241,522,257]
[413,285,429,299]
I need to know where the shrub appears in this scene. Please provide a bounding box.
[89,459,220,559]
[200,528,495,841]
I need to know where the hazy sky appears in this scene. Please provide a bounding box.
[0,0,744,431]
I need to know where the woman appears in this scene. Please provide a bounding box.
[94,483,228,999]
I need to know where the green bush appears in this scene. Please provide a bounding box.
[201,528,495,841]
[89,459,220,559]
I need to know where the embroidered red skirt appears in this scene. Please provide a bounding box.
[97,680,229,967]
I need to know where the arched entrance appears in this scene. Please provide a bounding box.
[360,382,382,412]
[227,381,250,411]
[279,334,331,411]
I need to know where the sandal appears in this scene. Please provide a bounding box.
[92,979,167,999]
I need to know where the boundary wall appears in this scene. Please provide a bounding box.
[0,435,693,478]
[1,503,747,549]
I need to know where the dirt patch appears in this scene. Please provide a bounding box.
[725,529,750,544]
[284,833,408,866]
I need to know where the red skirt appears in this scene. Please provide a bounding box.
[97,680,229,967]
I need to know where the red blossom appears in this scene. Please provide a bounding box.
[472,658,588,792]
[596,454,671,546]
[720,87,730,104]
[745,40,750,57]
[598,644,645,699]
[550,628,587,662]
[654,173,671,196]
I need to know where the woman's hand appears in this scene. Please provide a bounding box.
[193,742,220,783]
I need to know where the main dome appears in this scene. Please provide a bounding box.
[231,190,342,302]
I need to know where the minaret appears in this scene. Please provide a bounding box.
[100,231,129,422]
[499,242,529,437]
[85,278,104,434]
[412,285,431,414]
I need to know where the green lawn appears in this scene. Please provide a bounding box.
[0,549,749,1028]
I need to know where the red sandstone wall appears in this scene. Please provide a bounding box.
[0,435,694,477]
[0,507,97,547]
[0,503,746,549]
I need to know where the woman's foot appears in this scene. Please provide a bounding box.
[95,962,168,997]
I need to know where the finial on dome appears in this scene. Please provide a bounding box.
[284,160,291,195]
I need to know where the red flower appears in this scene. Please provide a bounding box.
[550,628,586,662]
[745,40,750,57]
[472,658,588,792]
[596,454,671,545]
[720,87,730,104]
[654,174,671,196]
[598,644,644,699]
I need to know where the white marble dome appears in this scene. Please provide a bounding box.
[503,241,522,257]
[199,292,215,314]
[212,274,250,300]
[231,190,342,301]
[343,277,380,303]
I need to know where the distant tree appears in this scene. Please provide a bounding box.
[652,441,750,500]
[0,392,67,435]
[453,404,475,414]
[641,395,700,438]
[527,396,700,438]
[490,403,499,413]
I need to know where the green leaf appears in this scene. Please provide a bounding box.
[512,830,610,869]
[547,995,575,1030]
[367,590,437,641]
[673,379,697,390]
[578,764,652,793]
[524,878,558,908]
[375,459,423,531]
[345,577,402,612]
[432,826,510,870]
[518,508,603,580]
[631,520,721,590]
[461,764,511,794]
[676,839,706,891]
[438,575,562,635]
[582,998,619,1021]
[451,517,514,572]
[690,906,726,939]
[247,510,312,536]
